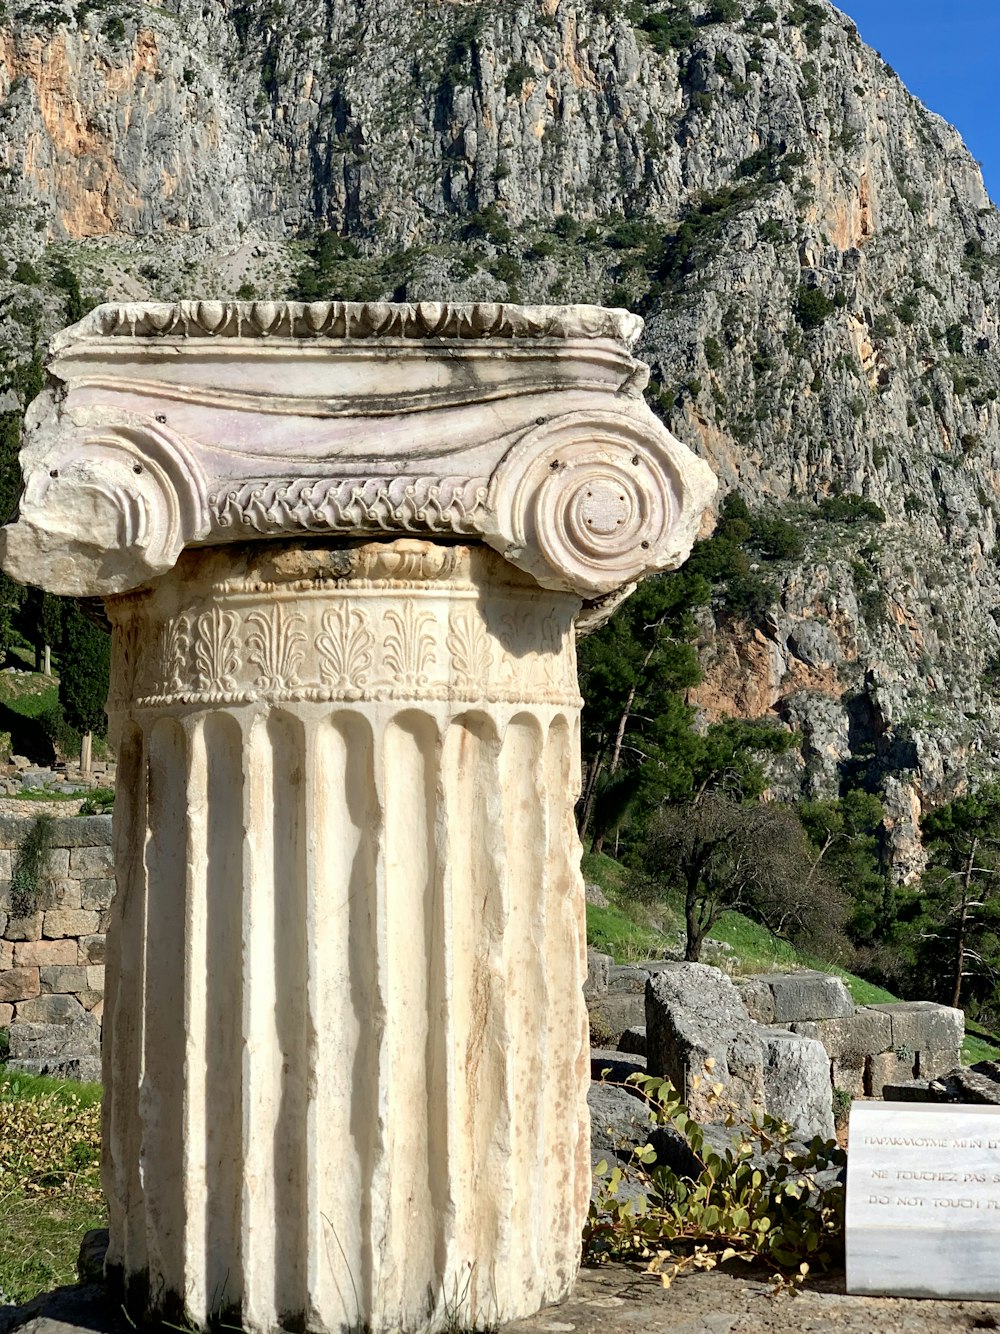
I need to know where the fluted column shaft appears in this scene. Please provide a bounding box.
[101,538,590,1334]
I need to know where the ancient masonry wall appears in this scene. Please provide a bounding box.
[0,813,112,1082]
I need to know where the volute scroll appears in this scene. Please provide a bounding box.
[484,408,717,598]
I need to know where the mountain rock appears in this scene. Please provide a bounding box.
[2,0,1000,874]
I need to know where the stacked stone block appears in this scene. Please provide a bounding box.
[736,973,964,1097]
[0,814,112,1082]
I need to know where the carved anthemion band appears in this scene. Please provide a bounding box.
[59,299,645,348]
[105,543,583,714]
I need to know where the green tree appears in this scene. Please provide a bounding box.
[798,791,890,947]
[911,787,1000,1015]
[58,603,110,767]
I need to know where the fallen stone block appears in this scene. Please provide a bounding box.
[584,949,612,1000]
[882,1080,951,1103]
[831,1055,866,1100]
[618,1025,646,1057]
[871,1049,918,1092]
[943,1062,1000,1105]
[918,1046,963,1080]
[733,976,775,1024]
[646,963,764,1123]
[759,1026,835,1141]
[590,1048,646,1087]
[588,993,645,1047]
[588,1082,655,1167]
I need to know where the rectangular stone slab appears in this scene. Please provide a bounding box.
[847,1102,1000,1298]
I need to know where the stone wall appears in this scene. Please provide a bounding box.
[0,814,112,1082]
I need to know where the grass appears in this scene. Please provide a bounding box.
[0,1070,105,1305]
[0,670,58,719]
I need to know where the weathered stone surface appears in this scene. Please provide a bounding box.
[77,934,106,965]
[943,1063,1000,1105]
[6,912,42,941]
[584,949,612,1000]
[588,1083,654,1166]
[871,1049,919,1093]
[758,1027,835,1141]
[618,1026,647,1057]
[749,971,854,1023]
[790,1008,893,1061]
[0,966,39,1003]
[7,1016,100,1059]
[831,1057,867,1100]
[14,938,78,967]
[14,993,88,1025]
[867,1002,965,1054]
[732,976,776,1024]
[37,877,84,910]
[42,908,101,938]
[68,845,114,875]
[590,1049,647,1087]
[9,1054,102,1083]
[919,1047,963,1081]
[39,965,91,994]
[588,994,646,1048]
[0,1003,11,1025]
[584,882,609,909]
[80,877,116,909]
[645,964,764,1122]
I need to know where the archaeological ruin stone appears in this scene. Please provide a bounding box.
[0,299,714,1334]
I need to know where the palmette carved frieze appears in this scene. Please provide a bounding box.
[106,542,583,713]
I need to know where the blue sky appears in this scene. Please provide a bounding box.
[835,1,999,203]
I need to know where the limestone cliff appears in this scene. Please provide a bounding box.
[1,0,999,877]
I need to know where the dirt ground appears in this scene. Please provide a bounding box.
[507,1263,1000,1334]
[5,1265,1000,1334]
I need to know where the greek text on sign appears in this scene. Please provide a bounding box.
[847,1101,1000,1299]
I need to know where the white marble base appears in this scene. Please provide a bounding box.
[847,1101,1000,1299]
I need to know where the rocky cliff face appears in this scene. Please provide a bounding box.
[1,0,999,876]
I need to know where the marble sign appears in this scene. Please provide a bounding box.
[847,1101,1000,1299]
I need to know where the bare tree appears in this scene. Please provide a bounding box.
[635,794,850,963]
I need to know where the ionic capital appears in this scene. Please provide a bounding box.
[0,300,715,601]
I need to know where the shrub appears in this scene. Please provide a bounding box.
[817,494,886,524]
[504,61,534,96]
[585,1071,845,1280]
[794,285,835,331]
[704,335,723,369]
[9,814,54,919]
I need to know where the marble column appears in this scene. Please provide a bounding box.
[0,300,715,1333]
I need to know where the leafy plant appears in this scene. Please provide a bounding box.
[9,813,54,919]
[78,787,115,815]
[585,1071,845,1282]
